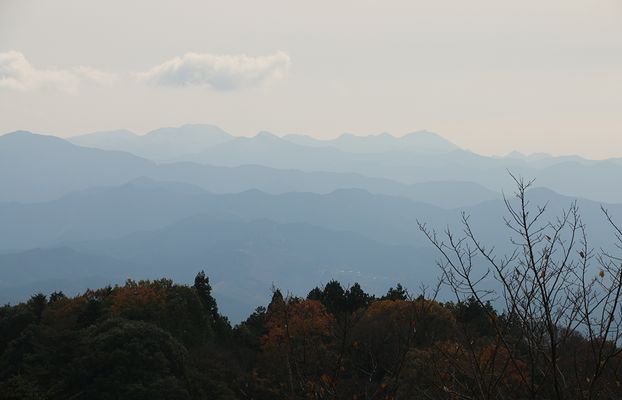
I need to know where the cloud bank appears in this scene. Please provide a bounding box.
[0,51,115,92]
[138,51,291,90]
[0,51,291,93]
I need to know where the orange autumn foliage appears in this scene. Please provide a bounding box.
[263,299,335,353]
[109,280,167,318]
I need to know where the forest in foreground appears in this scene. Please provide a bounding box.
[1,271,621,400]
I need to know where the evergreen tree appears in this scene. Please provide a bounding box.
[321,280,346,315]
[381,283,408,301]
[306,287,323,301]
[27,293,46,321]
[193,271,218,321]
[345,282,372,312]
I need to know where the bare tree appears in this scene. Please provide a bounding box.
[418,175,622,400]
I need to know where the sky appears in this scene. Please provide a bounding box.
[1,0,621,158]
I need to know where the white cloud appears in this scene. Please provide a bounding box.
[0,51,115,92]
[138,51,291,90]
[73,65,117,85]
[0,50,290,93]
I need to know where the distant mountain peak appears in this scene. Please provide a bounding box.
[2,130,35,137]
[401,129,453,140]
[0,130,71,146]
[280,129,459,154]
[255,130,279,138]
[253,131,285,143]
[146,123,230,138]
[505,150,526,159]
[402,130,439,138]
[67,124,233,161]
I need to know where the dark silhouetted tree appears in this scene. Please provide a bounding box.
[382,284,408,301]
[193,271,218,322]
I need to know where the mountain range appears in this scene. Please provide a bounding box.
[2,129,501,205]
[69,124,232,160]
[5,126,622,203]
[2,125,622,321]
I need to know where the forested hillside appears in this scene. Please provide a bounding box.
[2,273,621,399]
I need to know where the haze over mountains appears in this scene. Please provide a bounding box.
[70,124,233,160]
[2,124,622,320]
[67,124,622,203]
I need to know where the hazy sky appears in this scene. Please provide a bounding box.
[1,0,621,158]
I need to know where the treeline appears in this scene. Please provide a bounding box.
[1,273,620,399]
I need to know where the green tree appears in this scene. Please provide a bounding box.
[381,283,408,301]
[193,271,218,321]
[70,318,193,400]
